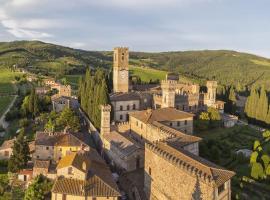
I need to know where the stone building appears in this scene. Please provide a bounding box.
[51,84,72,98]
[144,141,235,200]
[109,47,224,123]
[33,160,57,179]
[100,105,144,172]
[51,150,120,200]
[0,138,15,159]
[33,131,91,162]
[52,96,79,113]
[98,102,235,199]
[100,105,201,172]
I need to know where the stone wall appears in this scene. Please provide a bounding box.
[57,166,86,180]
[144,147,231,200]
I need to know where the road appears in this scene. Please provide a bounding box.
[0,95,17,129]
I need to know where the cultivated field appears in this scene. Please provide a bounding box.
[129,65,166,82]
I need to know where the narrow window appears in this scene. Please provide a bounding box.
[127,105,130,110]
[68,167,73,175]
[185,120,187,125]
[182,105,185,110]
[218,184,225,195]
[136,121,138,126]
[120,115,123,120]
[170,122,173,127]
[149,167,151,176]
[120,105,123,111]
[133,104,136,110]
[177,121,180,127]
[46,147,49,150]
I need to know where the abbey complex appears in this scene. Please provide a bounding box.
[0,46,237,200]
[99,47,235,200]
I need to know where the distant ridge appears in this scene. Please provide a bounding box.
[1,40,270,90]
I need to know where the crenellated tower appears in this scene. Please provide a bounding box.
[100,105,111,135]
[161,80,177,108]
[205,81,217,107]
[113,47,129,93]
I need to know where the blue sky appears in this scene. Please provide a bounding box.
[0,0,270,57]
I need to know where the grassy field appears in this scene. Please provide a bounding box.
[129,66,167,83]
[0,96,14,117]
[0,68,21,95]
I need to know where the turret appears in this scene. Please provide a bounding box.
[205,81,217,106]
[161,80,177,108]
[100,105,111,135]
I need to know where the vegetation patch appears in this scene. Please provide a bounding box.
[0,96,14,117]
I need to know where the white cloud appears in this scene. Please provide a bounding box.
[2,19,53,39]
[6,28,53,39]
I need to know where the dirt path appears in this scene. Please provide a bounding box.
[0,95,17,129]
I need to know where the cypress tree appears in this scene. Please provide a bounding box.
[256,86,268,122]
[8,129,30,172]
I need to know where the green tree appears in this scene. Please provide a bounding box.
[8,129,30,172]
[24,175,52,200]
[251,162,265,179]
[56,107,80,131]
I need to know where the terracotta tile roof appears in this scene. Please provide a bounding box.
[53,150,120,197]
[35,132,90,147]
[34,160,50,169]
[52,176,120,197]
[151,121,202,146]
[110,92,141,102]
[19,169,33,176]
[146,141,235,187]
[103,131,141,157]
[129,108,194,124]
[57,149,107,172]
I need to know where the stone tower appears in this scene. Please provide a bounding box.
[161,80,177,108]
[113,47,129,93]
[100,105,111,135]
[205,81,217,106]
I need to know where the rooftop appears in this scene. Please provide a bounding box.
[103,131,141,157]
[129,107,194,124]
[35,131,90,148]
[53,150,120,197]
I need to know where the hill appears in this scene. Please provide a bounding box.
[1,40,270,90]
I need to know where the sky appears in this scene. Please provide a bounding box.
[0,0,270,57]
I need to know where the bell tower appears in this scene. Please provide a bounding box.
[113,47,129,93]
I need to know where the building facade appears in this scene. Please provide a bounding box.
[51,150,120,200]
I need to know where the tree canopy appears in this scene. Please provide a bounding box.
[8,129,30,172]
[79,68,110,129]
